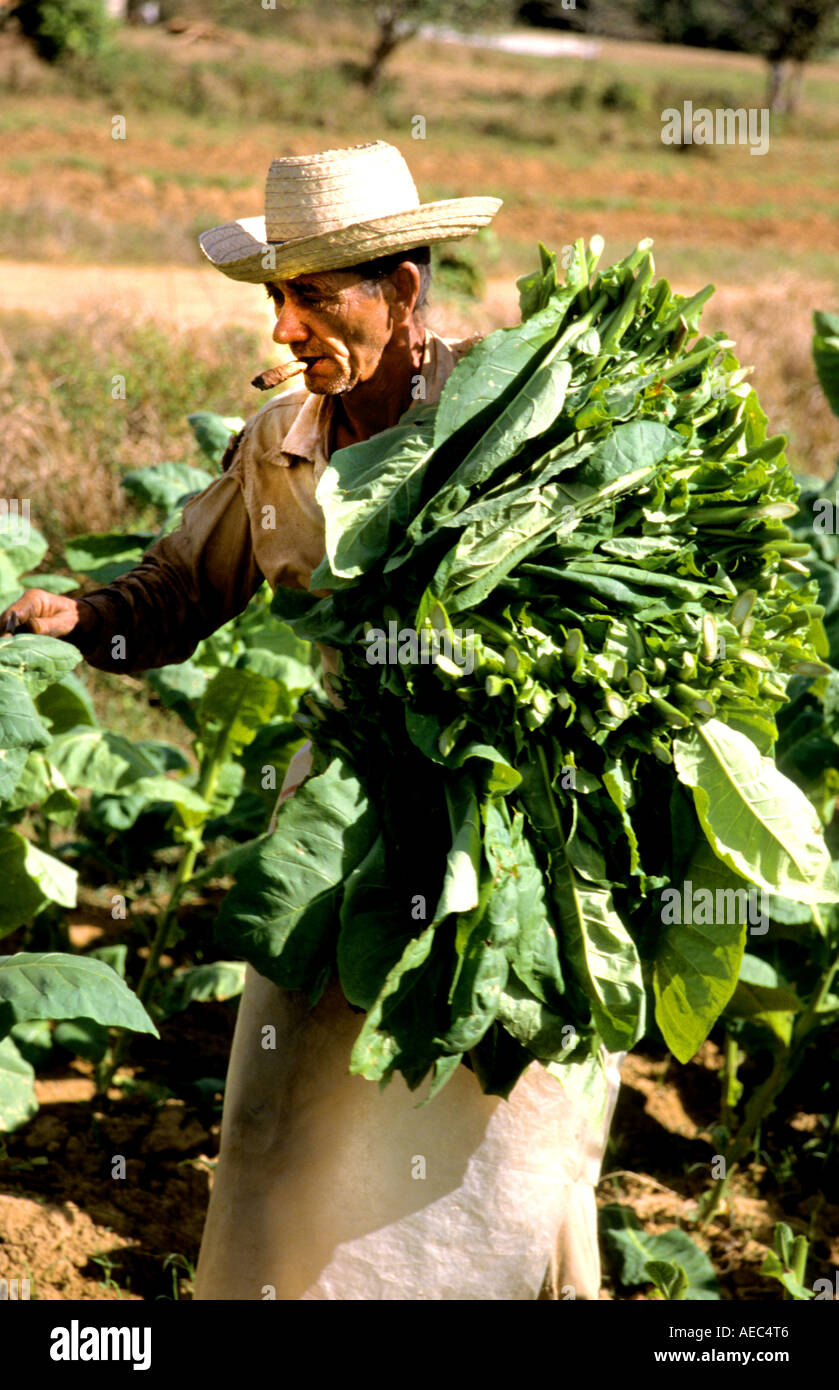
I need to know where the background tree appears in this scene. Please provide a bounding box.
[751,0,839,114]
[357,0,515,91]
[12,0,114,62]
[634,0,839,112]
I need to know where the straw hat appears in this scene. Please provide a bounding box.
[199,141,502,284]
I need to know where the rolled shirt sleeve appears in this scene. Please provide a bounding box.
[66,462,265,674]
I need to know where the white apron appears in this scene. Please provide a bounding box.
[193,748,623,1301]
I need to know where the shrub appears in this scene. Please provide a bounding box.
[600,80,647,113]
[14,0,114,63]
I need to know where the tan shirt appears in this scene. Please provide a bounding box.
[69,329,473,675]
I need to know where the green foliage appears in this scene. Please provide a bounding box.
[0,951,157,1131]
[692,313,839,1230]
[760,1222,813,1299]
[812,310,839,421]
[645,1260,690,1299]
[637,0,839,63]
[599,1204,721,1298]
[599,79,647,112]
[14,0,114,64]
[0,410,319,1129]
[215,238,836,1101]
[155,961,246,1016]
[215,759,378,1003]
[187,412,245,467]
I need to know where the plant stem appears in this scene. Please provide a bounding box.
[94,729,227,1095]
[699,932,839,1229]
[698,1049,788,1228]
[721,1029,741,1131]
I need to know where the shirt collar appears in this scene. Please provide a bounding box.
[277,329,458,484]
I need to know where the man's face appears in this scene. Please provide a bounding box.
[266,269,394,395]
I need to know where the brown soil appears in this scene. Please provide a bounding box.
[2,1011,836,1301]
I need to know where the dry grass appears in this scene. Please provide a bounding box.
[0,309,260,561]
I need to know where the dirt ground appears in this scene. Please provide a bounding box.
[1,924,836,1301]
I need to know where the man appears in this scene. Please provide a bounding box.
[1,142,622,1300]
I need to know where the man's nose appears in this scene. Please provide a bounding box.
[272,302,309,346]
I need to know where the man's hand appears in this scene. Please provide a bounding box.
[0,589,85,638]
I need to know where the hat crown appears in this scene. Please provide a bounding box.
[264,141,420,245]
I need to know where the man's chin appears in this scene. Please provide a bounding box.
[304,365,354,396]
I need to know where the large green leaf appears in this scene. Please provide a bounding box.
[432,780,482,920]
[437,355,573,499]
[0,516,48,577]
[144,660,209,731]
[812,309,839,420]
[63,532,154,583]
[213,757,377,996]
[156,961,247,1015]
[127,775,211,819]
[653,837,747,1063]
[0,953,157,1035]
[348,921,439,1083]
[53,1017,109,1063]
[3,752,79,825]
[576,419,681,490]
[0,1035,37,1133]
[726,953,803,1019]
[519,750,645,1051]
[599,1204,721,1299]
[439,867,512,1053]
[348,781,484,1084]
[602,757,641,877]
[0,747,29,801]
[496,974,571,1060]
[18,572,80,596]
[337,835,416,1010]
[0,670,52,751]
[313,417,437,582]
[197,667,279,759]
[187,411,244,465]
[432,302,562,448]
[121,460,216,513]
[0,828,77,935]
[35,671,97,732]
[233,615,315,694]
[674,719,839,903]
[558,876,646,1052]
[47,726,160,793]
[484,800,564,1005]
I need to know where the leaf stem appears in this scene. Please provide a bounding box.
[94,731,227,1095]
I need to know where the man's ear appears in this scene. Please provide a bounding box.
[387,263,421,322]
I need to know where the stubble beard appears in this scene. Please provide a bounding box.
[306,362,355,395]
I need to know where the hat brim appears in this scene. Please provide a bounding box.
[198,197,502,283]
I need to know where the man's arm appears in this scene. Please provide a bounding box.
[1,459,265,674]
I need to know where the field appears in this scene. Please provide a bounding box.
[1,6,838,1303]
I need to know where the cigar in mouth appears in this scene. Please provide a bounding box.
[251,360,308,391]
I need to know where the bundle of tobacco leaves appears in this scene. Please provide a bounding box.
[214,237,838,1106]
